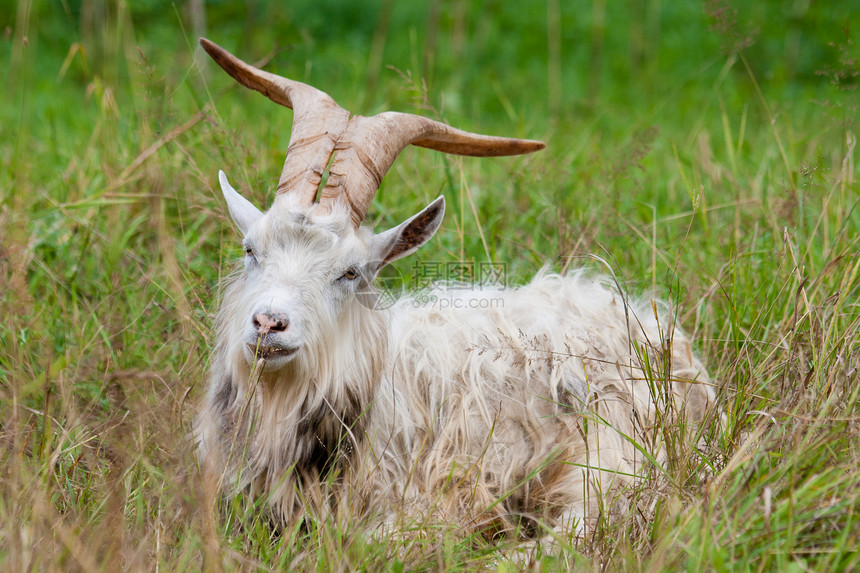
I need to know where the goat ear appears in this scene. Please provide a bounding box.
[219,170,263,235]
[371,196,445,272]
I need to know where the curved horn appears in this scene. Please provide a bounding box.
[200,38,545,227]
[319,112,545,227]
[200,38,350,204]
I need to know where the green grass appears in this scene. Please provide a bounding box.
[1,0,858,570]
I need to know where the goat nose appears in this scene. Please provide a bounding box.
[252,312,289,334]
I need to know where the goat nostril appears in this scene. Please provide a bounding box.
[252,312,289,334]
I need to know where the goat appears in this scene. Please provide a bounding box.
[194,38,722,537]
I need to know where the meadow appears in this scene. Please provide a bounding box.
[1,0,858,570]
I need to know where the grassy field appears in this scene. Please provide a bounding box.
[1,0,858,570]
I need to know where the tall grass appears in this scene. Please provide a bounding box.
[1,0,857,570]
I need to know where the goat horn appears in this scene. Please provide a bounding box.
[200,38,350,205]
[200,38,545,226]
[318,112,544,227]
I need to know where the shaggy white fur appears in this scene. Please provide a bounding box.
[195,197,722,538]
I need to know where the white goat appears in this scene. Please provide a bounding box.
[195,38,721,537]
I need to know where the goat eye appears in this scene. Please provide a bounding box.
[244,247,254,256]
[340,268,359,281]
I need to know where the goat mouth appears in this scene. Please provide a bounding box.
[246,343,299,361]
